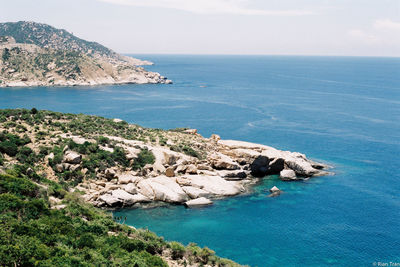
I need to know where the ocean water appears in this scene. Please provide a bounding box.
[1,55,399,266]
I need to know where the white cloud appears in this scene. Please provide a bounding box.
[373,19,400,31]
[348,19,400,46]
[98,0,314,16]
[348,29,380,44]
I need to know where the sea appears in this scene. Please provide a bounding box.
[1,55,399,266]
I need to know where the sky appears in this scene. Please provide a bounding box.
[1,0,400,56]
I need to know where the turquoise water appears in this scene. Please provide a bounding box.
[1,55,400,266]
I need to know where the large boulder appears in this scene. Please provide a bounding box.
[181,186,210,199]
[111,189,137,205]
[98,194,121,207]
[185,164,198,174]
[185,197,213,207]
[285,158,319,177]
[279,169,297,180]
[123,183,137,194]
[163,152,177,165]
[177,175,244,196]
[268,186,282,197]
[118,174,134,184]
[250,156,270,177]
[63,151,82,164]
[137,176,189,203]
[250,156,284,177]
[105,168,116,179]
[269,186,280,193]
[218,170,247,180]
[211,153,240,170]
[165,167,175,177]
[268,158,285,174]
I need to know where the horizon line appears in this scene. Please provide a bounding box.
[122,53,400,59]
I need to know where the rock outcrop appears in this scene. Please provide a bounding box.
[78,137,331,208]
[1,110,330,209]
[185,197,213,207]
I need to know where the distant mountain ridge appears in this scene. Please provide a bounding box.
[0,21,117,59]
[0,21,171,87]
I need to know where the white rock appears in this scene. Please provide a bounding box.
[211,153,240,170]
[118,174,135,184]
[105,168,116,179]
[179,175,244,196]
[123,183,137,194]
[63,151,82,164]
[181,186,210,199]
[99,194,121,207]
[137,176,188,203]
[111,189,137,205]
[185,197,213,207]
[184,129,197,134]
[210,134,221,142]
[280,169,297,180]
[47,152,54,160]
[285,157,318,177]
[185,164,198,174]
[269,186,280,193]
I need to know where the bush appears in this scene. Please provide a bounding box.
[133,149,155,170]
[0,141,18,156]
[77,233,96,248]
[0,174,39,198]
[170,241,186,259]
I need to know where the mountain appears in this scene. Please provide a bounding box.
[0,21,171,87]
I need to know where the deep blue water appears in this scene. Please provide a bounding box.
[1,55,399,266]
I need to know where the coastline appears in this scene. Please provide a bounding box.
[0,109,331,210]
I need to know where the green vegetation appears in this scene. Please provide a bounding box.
[132,148,155,170]
[0,167,242,267]
[2,47,10,61]
[0,108,243,267]
[0,132,31,157]
[0,168,168,266]
[170,144,202,159]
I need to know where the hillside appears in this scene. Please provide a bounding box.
[0,109,329,209]
[0,108,245,266]
[0,21,171,87]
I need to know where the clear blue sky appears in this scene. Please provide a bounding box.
[2,0,400,56]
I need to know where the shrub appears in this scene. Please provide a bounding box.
[133,149,155,170]
[77,233,96,248]
[0,141,18,156]
[170,241,186,259]
[0,174,38,198]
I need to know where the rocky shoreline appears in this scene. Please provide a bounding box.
[71,132,332,209]
[0,109,332,211]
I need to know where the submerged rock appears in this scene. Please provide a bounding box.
[269,186,280,193]
[185,197,213,207]
[268,186,282,197]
